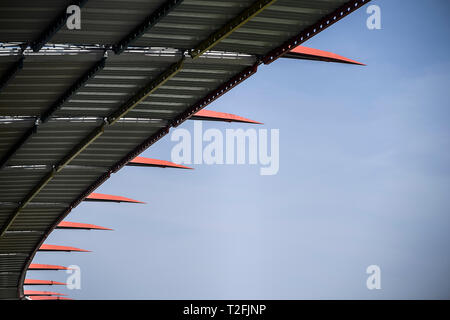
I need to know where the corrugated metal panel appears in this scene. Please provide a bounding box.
[0,53,104,116]
[0,255,28,272]
[0,233,41,254]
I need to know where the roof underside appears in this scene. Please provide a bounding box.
[0,0,369,299]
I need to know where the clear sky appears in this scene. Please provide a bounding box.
[27,0,450,299]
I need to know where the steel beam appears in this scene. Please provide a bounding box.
[190,0,277,59]
[0,57,24,93]
[30,0,89,52]
[112,0,184,54]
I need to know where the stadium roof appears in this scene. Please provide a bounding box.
[0,0,370,299]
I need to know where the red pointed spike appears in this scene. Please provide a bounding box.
[284,45,365,66]
[24,290,66,296]
[39,244,91,252]
[24,279,66,285]
[128,157,193,170]
[56,221,113,231]
[28,296,73,300]
[28,264,69,271]
[191,110,263,124]
[85,192,145,204]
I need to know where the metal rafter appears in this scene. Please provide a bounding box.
[0,57,24,93]
[190,0,277,59]
[112,0,185,55]
[30,0,89,52]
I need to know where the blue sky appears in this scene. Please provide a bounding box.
[27,0,450,299]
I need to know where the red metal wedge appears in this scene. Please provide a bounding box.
[24,290,66,296]
[283,45,365,65]
[56,221,113,231]
[128,157,193,169]
[191,110,263,124]
[24,279,66,285]
[38,244,91,252]
[28,264,70,271]
[28,296,73,300]
[85,192,145,204]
